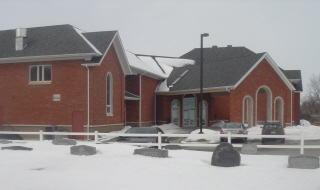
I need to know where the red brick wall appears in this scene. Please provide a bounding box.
[210,96,230,121]
[125,75,140,123]
[125,75,159,125]
[293,92,301,125]
[0,59,87,126]
[90,44,125,126]
[230,58,293,125]
[141,75,159,123]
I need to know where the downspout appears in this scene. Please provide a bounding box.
[86,66,90,140]
[139,71,147,127]
[226,87,230,92]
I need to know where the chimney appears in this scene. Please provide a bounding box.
[15,28,27,51]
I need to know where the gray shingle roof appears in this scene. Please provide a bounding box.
[168,53,265,91]
[180,46,256,64]
[82,31,117,63]
[166,46,302,92]
[0,24,98,59]
[282,70,303,91]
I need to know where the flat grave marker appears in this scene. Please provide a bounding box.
[288,155,319,169]
[1,146,33,151]
[52,139,77,145]
[70,145,96,156]
[241,144,257,155]
[134,148,169,158]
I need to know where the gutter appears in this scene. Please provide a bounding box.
[156,85,235,95]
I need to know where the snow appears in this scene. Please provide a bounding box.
[1,120,319,190]
[125,51,168,78]
[125,51,192,80]
[155,57,195,67]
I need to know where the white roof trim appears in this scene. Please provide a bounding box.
[0,53,98,64]
[233,53,296,91]
[74,27,102,56]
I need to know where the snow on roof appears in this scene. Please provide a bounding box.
[155,57,195,67]
[125,51,166,78]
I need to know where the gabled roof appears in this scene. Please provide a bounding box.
[0,24,132,75]
[158,46,302,94]
[0,24,101,63]
[166,53,265,92]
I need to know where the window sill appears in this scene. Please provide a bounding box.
[107,114,113,117]
[29,81,52,85]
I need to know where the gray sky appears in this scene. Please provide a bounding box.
[1,0,319,96]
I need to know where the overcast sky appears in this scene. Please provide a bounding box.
[1,0,319,96]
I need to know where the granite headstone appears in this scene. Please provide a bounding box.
[52,138,77,145]
[164,145,182,150]
[288,155,319,169]
[211,142,241,167]
[70,145,96,156]
[241,144,257,155]
[134,148,169,158]
[1,146,33,151]
[0,140,12,144]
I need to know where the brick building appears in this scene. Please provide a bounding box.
[0,25,302,139]
[156,46,302,127]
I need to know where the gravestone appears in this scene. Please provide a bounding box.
[70,145,96,156]
[211,142,241,167]
[288,155,319,169]
[134,148,169,158]
[0,140,12,144]
[52,138,77,145]
[1,146,33,151]
[164,145,182,150]
[241,144,257,155]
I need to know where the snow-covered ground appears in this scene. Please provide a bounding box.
[0,140,319,190]
[0,120,319,190]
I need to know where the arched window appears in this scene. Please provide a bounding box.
[106,73,113,116]
[171,100,180,126]
[183,94,196,126]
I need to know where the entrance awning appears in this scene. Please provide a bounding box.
[125,91,140,100]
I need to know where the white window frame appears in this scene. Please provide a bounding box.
[106,73,113,116]
[29,65,52,85]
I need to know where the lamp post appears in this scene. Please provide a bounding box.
[199,33,209,134]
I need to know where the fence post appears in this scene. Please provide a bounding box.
[94,131,98,144]
[300,132,305,155]
[228,132,231,143]
[158,132,161,149]
[39,130,43,141]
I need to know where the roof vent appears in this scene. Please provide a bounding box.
[227,45,232,48]
[15,28,27,51]
[212,45,218,49]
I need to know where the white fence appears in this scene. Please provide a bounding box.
[0,130,320,155]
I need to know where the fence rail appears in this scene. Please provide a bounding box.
[0,130,319,155]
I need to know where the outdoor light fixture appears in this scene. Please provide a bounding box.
[199,33,209,134]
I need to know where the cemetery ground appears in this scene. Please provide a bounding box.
[0,122,319,190]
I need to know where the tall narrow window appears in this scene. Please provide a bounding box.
[183,94,196,127]
[106,73,113,115]
[171,100,180,126]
